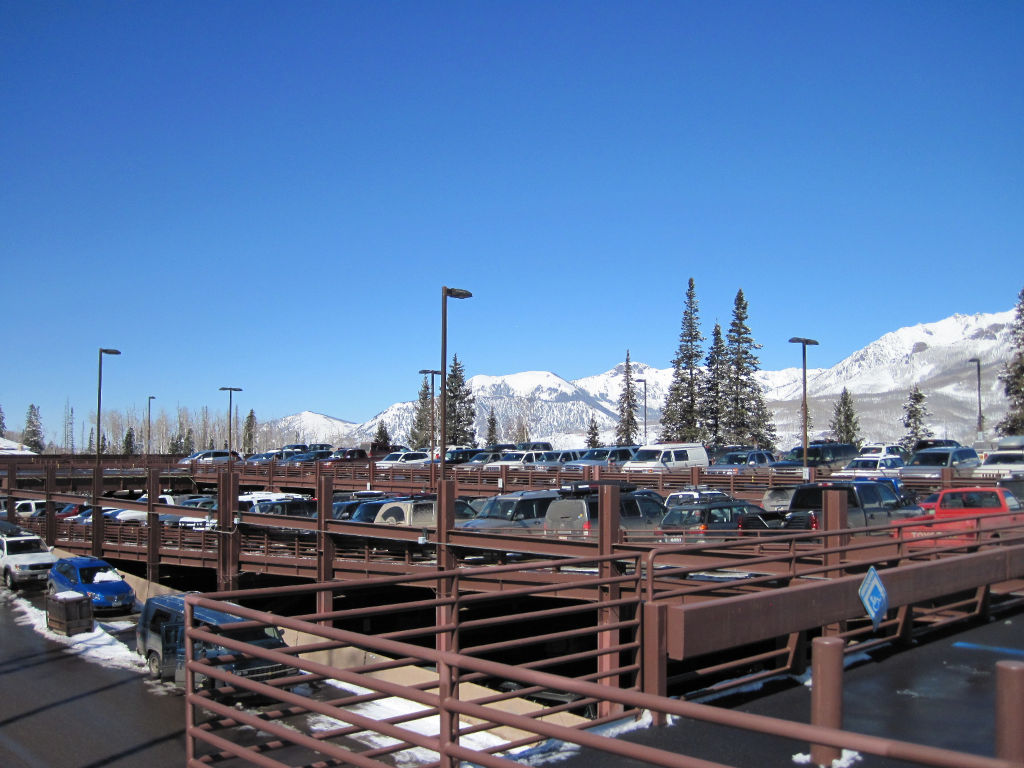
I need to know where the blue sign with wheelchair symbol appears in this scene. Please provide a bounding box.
[858,566,888,631]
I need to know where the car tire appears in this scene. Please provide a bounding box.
[147,652,163,680]
[3,570,16,590]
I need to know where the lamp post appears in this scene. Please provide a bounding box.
[96,348,121,466]
[635,377,648,444]
[439,287,472,488]
[418,369,442,460]
[788,337,819,469]
[147,395,155,457]
[219,387,242,455]
[967,357,983,440]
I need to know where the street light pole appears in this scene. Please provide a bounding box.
[219,387,242,455]
[967,357,983,440]
[147,395,155,457]
[96,348,121,465]
[418,369,442,460]
[439,287,472,490]
[635,377,648,444]
[788,337,819,469]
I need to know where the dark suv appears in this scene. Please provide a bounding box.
[658,499,777,541]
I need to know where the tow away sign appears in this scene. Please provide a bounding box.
[858,566,888,631]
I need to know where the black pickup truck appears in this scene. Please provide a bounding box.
[783,480,923,530]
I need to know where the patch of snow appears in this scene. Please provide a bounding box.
[792,749,863,766]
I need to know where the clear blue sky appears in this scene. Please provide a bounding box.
[3,1,1021,440]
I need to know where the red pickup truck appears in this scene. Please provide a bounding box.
[895,486,1023,547]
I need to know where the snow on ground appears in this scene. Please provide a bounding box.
[2,591,145,673]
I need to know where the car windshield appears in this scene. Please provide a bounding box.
[846,459,877,469]
[909,452,951,467]
[467,454,493,464]
[380,453,403,462]
[350,501,387,522]
[475,497,520,520]
[6,538,46,555]
[631,450,662,462]
[984,452,1024,465]
[78,565,121,584]
[498,453,525,462]
[580,449,609,461]
[662,509,702,527]
[715,452,748,465]
[539,452,560,461]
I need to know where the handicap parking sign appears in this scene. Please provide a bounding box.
[858,566,888,631]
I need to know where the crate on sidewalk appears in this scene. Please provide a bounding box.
[46,591,94,636]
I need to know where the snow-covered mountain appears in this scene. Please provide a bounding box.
[265,310,1015,451]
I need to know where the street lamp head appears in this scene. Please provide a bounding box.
[99,348,121,356]
[419,369,442,375]
[788,337,819,346]
[148,395,156,401]
[967,357,980,364]
[219,386,242,392]
[444,287,473,300]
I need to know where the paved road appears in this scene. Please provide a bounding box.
[555,608,1024,768]
[0,591,186,768]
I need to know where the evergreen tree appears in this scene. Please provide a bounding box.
[660,278,705,442]
[699,323,728,447]
[512,417,529,444]
[373,420,391,448]
[614,351,640,446]
[830,388,861,445]
[586,416,601,448]
[485,408,499,447]
[242,409,257,455]
[23,405,45,453]
[899,385,933,454]
[408,376,434,451]
[997,287,1024,436]
[87,428,96,453]
[183,428,195,455]
[0,403,6,437]
[122,426,137,455]
[445,354,476,447]
[169,432,184,454]
[722,289,776,447]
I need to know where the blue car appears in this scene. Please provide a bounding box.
[47,556,136,611]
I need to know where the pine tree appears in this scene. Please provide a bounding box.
[0,403,5,437]
[699,323,728,448]
[183,428,195,455]
[997,287,1024,436]
[830,388,861,445]
[408,376,434,451]
[242,409,257,455]
[122,426,137,455]
[23,405,45,453]
[169,432,183,454]
[445,354,476,447]
[586,416,601,448]
[87,428,96,453]
[485,409,499,447]
[660,278,705,442]
[373,420,391,449]
[614,351,640,446]
[722,289,776,447]
[512,417,529,444]
[899,385,933,454]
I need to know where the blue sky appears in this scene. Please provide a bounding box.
[3,1,1021,440]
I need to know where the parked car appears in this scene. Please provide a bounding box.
[177,449,242,465]
[308,443,333,452]
[457,490,561,533]
[783,480,923,530]
[859,443,908,460]
[372,498,475,526]
[706,449,777,475]
[900,447,981,478]
[912,438,961,453]
[621,443,709,473]
[136,594,293,687]
[514,441,553,452]
[46,556,135,611]
[483,450,548,470]
[665,487,732,507]
[0,531,57,589]
[442,448,484,465]
[658,499,779,542]
[832,456,906,478]
[562,446,637,470]
[543,483,666,538]
[250,498,318,518]
[896,487,1023,547]
[526,449,584,469]
[281,443,309,453]
[322,447,371,464]
[375,451,430,469]
[770,442,858,470]
[970,437,1024,477]
[457,451,504,470]
[279,449,333,463]
[13,500,48,518]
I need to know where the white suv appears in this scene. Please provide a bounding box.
[1,533,57,589]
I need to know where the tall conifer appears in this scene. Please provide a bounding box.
[615,351,640,446]
[660,278,705,442]
[997,287,1024,436]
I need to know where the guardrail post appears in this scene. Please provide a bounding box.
[822,490,848,637]
[216,470,240,591]
[996,660,1024,763]
[91,464,104,558]
[316,475,335,622]
[146,467,161,583]
[2,461,14,523]
[44,463,57,545]
[810,636,844,767]
[642,601,668,725]
[598,483,624,718]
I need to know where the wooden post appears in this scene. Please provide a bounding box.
[810,636,844,767]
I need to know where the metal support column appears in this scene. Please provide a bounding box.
[44,463,57,546]
[146,467,161,583]
[642,601,668,725]
[996,661,1024,763]
[810,636,844,767]
[598,483,624,719]
[316,475,335,622]
[91,464,104,558]
[216,470,240,592]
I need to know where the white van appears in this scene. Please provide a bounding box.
[622,443,709,473]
